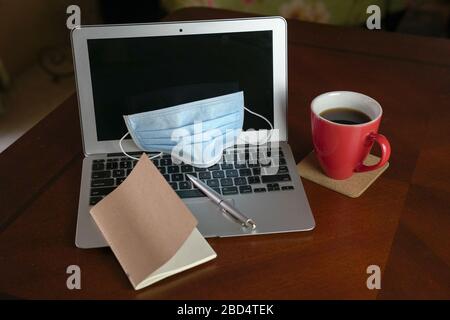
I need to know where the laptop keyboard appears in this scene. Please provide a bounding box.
[89,147,295,205]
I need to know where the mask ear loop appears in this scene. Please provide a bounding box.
[242,106,274,146]
[119,132,163,161]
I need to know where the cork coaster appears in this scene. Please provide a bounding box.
[297,152,389,198]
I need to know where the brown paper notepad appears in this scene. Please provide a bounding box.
[90,154,216,290]
[297,152,389,198]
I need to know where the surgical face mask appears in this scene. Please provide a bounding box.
[120,91,272,167]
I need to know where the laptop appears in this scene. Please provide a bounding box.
[71,17,315,249]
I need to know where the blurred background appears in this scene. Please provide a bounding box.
[0,0,449,153]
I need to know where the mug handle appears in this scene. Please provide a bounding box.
[355,133,391,172]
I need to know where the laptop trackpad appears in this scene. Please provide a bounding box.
[185,198,251,237]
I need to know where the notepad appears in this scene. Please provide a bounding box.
[90,154,216,290]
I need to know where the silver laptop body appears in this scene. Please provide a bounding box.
[72,17,315,248]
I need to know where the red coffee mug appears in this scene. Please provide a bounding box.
[311,91,391,180]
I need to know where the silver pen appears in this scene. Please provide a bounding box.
[186,174,256,229]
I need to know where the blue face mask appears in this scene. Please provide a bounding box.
[122,92,245,167]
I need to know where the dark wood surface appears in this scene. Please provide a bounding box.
[1,8,449,299]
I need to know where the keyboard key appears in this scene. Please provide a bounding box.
[222,186,238,195]
[199,171,211,180]
[252,168,261,175]
[261,174,291,183]
[220,178,233,187]
[206,179,220,188]
[234,163,247,169]
[92,171,110,179]
[261,167,278,176]
[168,166,180,173]
[234,177,247,185]
[158,167,166,174]
[212,171,225,179]
[278,166,289,174]
[106,162,118,170]
[247,176,261,184]
[186,172,197,179]
[126,169,132,176]
[170,182,178,190]
[90,187,114,197]
[212,187,222,194]
[92,163,105,171]
[112,169,125,177]
[248,162,260,168]
[254,188,267,193]
[116,177,126,185]
[176,189,205,198]
[225,170,238,178]
[239,168,252,176]
[163,174,170,181]
[89,196,103,205]
[267,183,281,191]
[281,185,294,190]
[181,165,194,173]
[179,181,192,190]
[279,158,287,165]
[194,167,207,172]
[239,185,252,194]
[151,159,159,166]
[91,179,115,188]
[160,158,172,166]
[171,173,184,182]
[221,163,233,170]
[93,159,105,163]
[207,164,221,171]
[119,161,132,169]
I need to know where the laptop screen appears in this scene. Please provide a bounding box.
[87,31,274,141]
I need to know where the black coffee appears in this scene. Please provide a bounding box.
[320,107,371,125]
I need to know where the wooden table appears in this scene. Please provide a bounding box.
[1,8,449,299]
